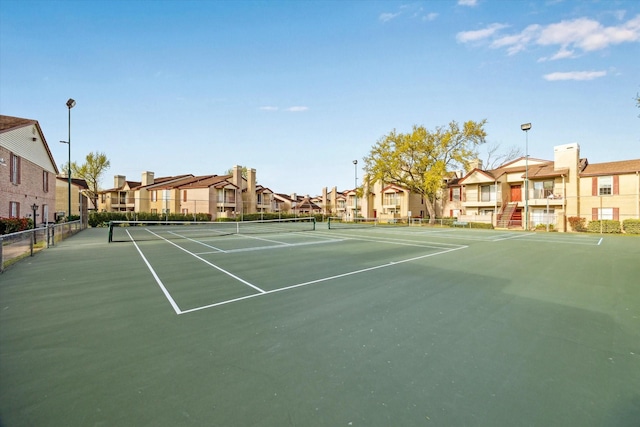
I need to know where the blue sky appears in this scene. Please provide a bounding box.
[1,0,639,195]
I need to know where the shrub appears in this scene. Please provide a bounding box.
[535,223,555,231]
[0,217,32,234]
[568,216,586,232]
[469,222,493,229]
[622,219,640,234]
[587,220,621,234]
[88,212,213,227]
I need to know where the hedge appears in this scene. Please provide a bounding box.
[0,217,33,235]
[88,212,212,227]
[587,220,621,234]
[622,219,640,234]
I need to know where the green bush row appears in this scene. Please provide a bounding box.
[587,220,622,234]
[622,219,640,234]
[0,217,34,235]
[469,222,494,229]
[88,212,212,227]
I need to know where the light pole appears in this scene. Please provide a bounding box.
[60,98,76,220]
[353,160,358,222]
[31,203,39,228]
[520,123,531,230]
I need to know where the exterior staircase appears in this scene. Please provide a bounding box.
[497,202,518,228]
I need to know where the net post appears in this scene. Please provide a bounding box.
[108,221,113,243]
[313,216,316,231]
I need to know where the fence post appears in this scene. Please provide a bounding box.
[0,235,4,273]
[30,229,35,257]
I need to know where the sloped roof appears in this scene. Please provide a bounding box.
[296,196,321,210]
[0,115,35,132]
[381,184,406,193]
[101,180,141,192]
[56,176,90,190]
[0,114,60,174]
[580,159,640,176]
[176,174,237,189]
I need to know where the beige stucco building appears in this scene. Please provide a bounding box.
[98,166,274,220]
[445,143,640,231]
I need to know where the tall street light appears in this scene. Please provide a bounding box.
[520,122,531,230]
[353,160,358,222]
[60,98,76,220]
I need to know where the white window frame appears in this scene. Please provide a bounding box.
[598,176,612,196]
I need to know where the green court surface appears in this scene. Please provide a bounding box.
[1,224,639,426]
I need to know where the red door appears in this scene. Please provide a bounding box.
[511,185,522,202]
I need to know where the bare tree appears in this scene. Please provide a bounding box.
[483,142,523,170]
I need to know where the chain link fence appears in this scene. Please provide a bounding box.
[0,221,86,272]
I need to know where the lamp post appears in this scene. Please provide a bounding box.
[31,203,39,228]
[60,98,76,220]
[353,160,358,222]
[520,123,531,230]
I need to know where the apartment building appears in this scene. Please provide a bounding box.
[98,166,274,219]
[445,143,640,231]
[0,115,58,224]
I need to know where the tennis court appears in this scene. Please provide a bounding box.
[1,220,639,426]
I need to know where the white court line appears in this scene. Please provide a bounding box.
[598,237,603,246]
[334,228,499,242]
[179,245,468,315]
[315,230,465,249]
[195,238,345,255]
[491,233,536,242]
[127,230,182,315]
[144,229,266,294]
[167,231,227,253]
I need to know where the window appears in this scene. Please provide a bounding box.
[151,208,157,214]
[10,153,20,184]
[450,187,460,201]
[43,171,49,192]
[9,201,20,218]
[182,190,187,202]
[150,190,157,202]
[597,208,613,220]
[533,180,554,198]
[480,185,496,202]
[181,208,188,214]
[598,176,612,195]
[383,193,400,205]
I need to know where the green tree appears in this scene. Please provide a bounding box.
[71,151,111,210]
[363,120,487,223]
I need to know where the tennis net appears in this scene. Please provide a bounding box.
[108,217,316,242]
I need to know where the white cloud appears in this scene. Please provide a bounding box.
[259,106,278,111]
[458,14,640,59]
[456,23,508,43]
[543,70,607,81]
[286,106,309,112]
[423,12,439,22]
[379,12,400,23]
[491,24,540,55]
[458,0,478,6]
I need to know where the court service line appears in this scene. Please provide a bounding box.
[195,238,345,255]
[491,233,536,242]
[167,231,227,253]
[127,230,183,315]
[314,231,465,249]
[145,229,266,294]
[179,245,468,315]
